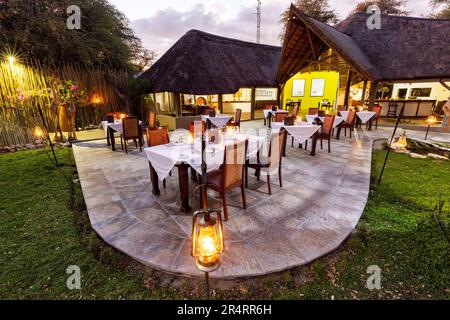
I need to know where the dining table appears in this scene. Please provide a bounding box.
[264,109,289,128]
[102,120,143,151]
[340,110,377,129]
[305,115,345,128]
[271,122,321,156]
[145,132,265,212]
[201,114,231,129]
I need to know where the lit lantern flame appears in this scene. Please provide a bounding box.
[426,115,437,125]
[296,116,302,123]
[119,113,126,120]
[396,132,408,149]
[91,94,103,105]
[34,126,44,138]
[8,56,15,64]
[192,210,224,272]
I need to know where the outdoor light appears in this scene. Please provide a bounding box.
[33,126,45,139]
[8,56,15,64]
[425,114,437,140]
[91,94,103,105]
[192,210,224,272]
[396,131,408,150]
[192,209,224,299]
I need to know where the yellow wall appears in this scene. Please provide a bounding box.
[282,71,339,118]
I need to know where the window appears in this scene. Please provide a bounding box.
[410,88,432,98]
[397,89,408,99]
[223,88,252,102]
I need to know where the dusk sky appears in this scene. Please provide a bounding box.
[107,0,434,57]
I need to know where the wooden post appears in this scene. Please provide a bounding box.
[344,70,353,109]
[251,87,256,120]
[173,93,181,117]
[368,81,379,111]
[361,80,368,105]
[367,81,379,130]
[218,94,223,114]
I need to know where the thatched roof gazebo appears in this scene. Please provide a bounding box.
[140,30,281,118]
[278,5,450,109]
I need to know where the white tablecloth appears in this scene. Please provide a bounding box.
[271,122,320,143]
[201,115,231,128]
[263,110,289,119]
[102,120,143,135]
[305,115,345,128]
[145,133,265,181]
[340,111,376,124]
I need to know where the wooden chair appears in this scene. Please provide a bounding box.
[274,112,288,123]
[309,108,319,115]
[264,105,274,125]
[207,140,248,221]
[229,108,242,131]
[120,117,142,154]
[337,106,347,116]
[146,127,170,188]
[246,129,286,195]
[189,121,206,139]
[291,105,300,119]
[338,111,357,139]
[370,105,383,129]
[149,111,157,128]
[319,116,335,153]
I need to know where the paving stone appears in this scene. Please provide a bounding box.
[72,122,377,279]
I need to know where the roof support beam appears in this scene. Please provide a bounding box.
[439,80,450,91]
[306,29,317,60]
[344,70,353,109]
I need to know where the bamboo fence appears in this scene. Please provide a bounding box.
[0,59,131,147]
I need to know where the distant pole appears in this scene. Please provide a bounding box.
[37,105,58,166]
[378,105,405,185]
[256,0,261,44]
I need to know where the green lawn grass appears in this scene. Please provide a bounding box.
[0,148,448,300]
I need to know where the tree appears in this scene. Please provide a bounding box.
[429,0,450,19]
[352,0,410,16]
[279,0,339,39]
[0,0,155,72]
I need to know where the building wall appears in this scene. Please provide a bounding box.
[282,71,340,117]
[391,82,450,101]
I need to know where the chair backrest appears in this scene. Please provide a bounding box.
[122,117,140,139]
[234,109,242,124]
[268,129,286,169]
[265,105,274,110]
[146,128,169,147]
[222,140,247,189]
[346,111,357,125]
[338,105,346,112]
[309,108,319,115]
[107,115,115,123]
[291,105,299,118]
[373,105,382,118]
[189,121,206,139]
[322,116,335,135]
[149,112,157,128]
[275,112,288,123]
[209,109,216,117]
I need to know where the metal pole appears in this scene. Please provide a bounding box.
[205,272,210,300]
[425,124,431,140]
[37,105,58,166]
[378,106,405,185]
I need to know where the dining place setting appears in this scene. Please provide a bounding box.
[144,126,269,215]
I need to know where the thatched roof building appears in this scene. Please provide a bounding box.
[278,5,450,84]
[140,30,281,95]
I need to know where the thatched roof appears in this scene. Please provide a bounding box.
[140,30,281,94]
[278,5,450,83]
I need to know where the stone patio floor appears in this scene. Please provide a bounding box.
[72,121,401,279]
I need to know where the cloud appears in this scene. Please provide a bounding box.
[131,1,287,57]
